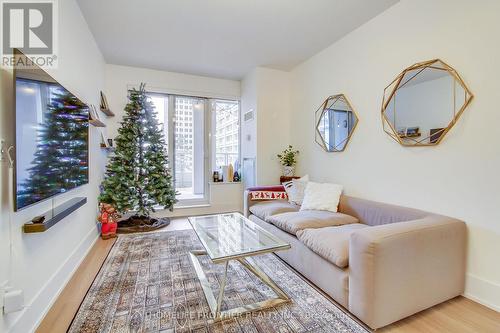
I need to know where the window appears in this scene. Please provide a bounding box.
[173,97,206,201]
[148,93,240,204]
[148,94,207,203]
[148,94,168,147]
[212,100,240,171]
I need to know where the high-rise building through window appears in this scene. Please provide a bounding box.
[213,100,239,170]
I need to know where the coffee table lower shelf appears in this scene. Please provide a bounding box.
[189,250,291,322]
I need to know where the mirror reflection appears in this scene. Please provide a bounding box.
[382,59,473,146]
[315,94,358,152]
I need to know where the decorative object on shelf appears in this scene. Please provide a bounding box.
[100,141,114,148]
[213,170,220,182]
[98,83,176,232]
[100,131,110,147]
[89,104,105,127]
[277,145,299,176]
[381,59,474,146]
[100,146,115,152]
[233,171,240,182]
[31,215,45,224]
[220,165,228,182]
[23,197,87,233]
[100,131,114,151]
[228,163,234,182]
[97,203,119,239]
[100,91,114,116]
[315,94,359,152]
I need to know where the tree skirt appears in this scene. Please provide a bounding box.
[69,230,369,333]
[117,216,170,234]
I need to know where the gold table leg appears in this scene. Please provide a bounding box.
[189,251,290,322]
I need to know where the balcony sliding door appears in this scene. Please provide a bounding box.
[148,93,208,204]
[148,92,240,206]
[173,96,207,202]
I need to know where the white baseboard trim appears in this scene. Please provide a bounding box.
[6,226,99,333]
[464,273,500,312]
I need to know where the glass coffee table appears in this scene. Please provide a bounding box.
[188,212,291,322]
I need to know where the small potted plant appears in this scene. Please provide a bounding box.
[277,145,299,176]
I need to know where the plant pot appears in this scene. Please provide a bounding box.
[282,166,295,177]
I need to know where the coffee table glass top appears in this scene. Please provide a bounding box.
[188,213,290,263]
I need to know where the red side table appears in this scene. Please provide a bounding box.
[280,176,300,184]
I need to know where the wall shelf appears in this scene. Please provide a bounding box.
[100,144,115,152]
[89,104,106,127]
[23,197,87,233]
[100,91,114,117]
[89,118,106,127]
[209,181,242,185]
[100,107,115,117]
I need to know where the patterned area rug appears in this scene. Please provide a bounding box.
[69,230,368,333]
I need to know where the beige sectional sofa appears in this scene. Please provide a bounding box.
[244,189,466,330]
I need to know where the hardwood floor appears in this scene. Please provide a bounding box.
[37,218,500,333]
[379,297,500,333]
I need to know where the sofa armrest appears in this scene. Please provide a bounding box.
[243,185,286,217]
[348,216,466,329]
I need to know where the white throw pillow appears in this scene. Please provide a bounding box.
[284,175,309,205]
[300,181,343,213]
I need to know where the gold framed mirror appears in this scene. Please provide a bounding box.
[315,94,359,152]
[381,59,473,146]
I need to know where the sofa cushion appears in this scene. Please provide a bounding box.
[300,181,343,213]
[249,201,299,220]
[283,174,309,205]
[266,210,358,235]
[297,224,369,268]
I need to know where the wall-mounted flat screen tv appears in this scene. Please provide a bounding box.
[15,53,89,211]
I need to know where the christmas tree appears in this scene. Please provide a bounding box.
[18,88,89,208]
[99,84,177,221]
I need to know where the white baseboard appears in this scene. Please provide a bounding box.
[5,227,99,333]
[464,273,500,312]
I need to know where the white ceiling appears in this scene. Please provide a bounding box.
[77,0,399,80]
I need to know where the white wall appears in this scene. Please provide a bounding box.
[240,67,291,186]
[240,69,257,164]
[256,68,292,185]
[289,0,500,311]
[104,64,243,216]
[0,1,106,332]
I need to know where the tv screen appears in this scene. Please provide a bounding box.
[15,63,89,211]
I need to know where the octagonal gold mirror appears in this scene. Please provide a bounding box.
[315,94,359,152]
[381,59,473,146]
